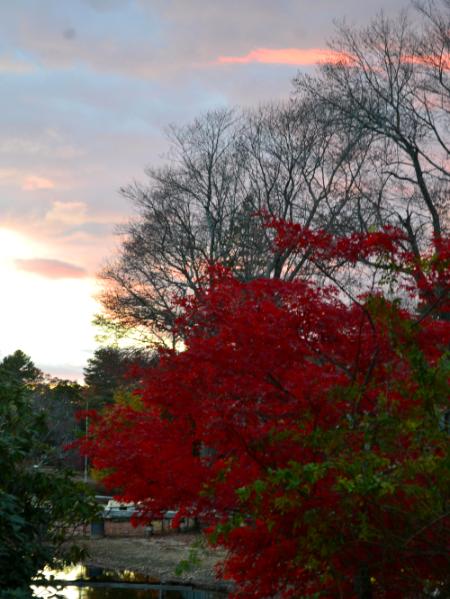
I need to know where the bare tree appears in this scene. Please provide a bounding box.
[100,108,255,345]
[100,102,363,343]
[294,3,450,261]
[100,2,450,341]
[241,100,368,280]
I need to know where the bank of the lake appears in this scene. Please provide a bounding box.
[77,534,232,593]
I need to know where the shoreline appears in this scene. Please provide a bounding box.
[78,534,233,593]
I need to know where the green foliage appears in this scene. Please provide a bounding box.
[230,337,450,594]
[31,379,85,469]
[0,350,43,387]
[174,537,208,576]
[83,346,155,409]
[0,351,99,595]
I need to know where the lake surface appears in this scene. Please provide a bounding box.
[32,565,228,598]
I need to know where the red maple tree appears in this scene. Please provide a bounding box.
[82,223,450,598]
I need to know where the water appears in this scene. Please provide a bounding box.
[31,565,228,599]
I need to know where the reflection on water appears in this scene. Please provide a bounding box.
[33,588,162,599]
[31,564,227,599]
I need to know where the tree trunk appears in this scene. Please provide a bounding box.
[355,564,373,599]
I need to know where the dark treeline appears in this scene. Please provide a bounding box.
[0,350,98,596]
[0,346,152,596]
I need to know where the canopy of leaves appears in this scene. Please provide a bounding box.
[83,346,156,410]
[31,378,86,470]
[82,227,450,598]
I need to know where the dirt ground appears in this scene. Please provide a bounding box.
[78,533,232,593]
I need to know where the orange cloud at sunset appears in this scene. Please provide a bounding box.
[22,175,55,191]
[218,47,343,66]
[15,258,87,279]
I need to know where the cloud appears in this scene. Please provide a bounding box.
[22,175,56,190]
[0,168,20,183]
[45,201,88,225]
[0,54,35,74]
[218,47,342,66]
[15,257,87,279]
[0,0,410,85]
[0,171,56,192]
[0,135,83,160]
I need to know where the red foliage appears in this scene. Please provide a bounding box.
[81,225,450,598]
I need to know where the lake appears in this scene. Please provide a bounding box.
[31,564,228,598]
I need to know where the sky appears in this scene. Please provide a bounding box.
[0,0,409,381]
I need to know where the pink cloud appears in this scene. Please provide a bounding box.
[217,47,343,66]
[15,258,87,279]
[22,175,55,191]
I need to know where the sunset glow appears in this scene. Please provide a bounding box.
[0,0,409,379]
[0,228,40,266]
[218,47,343,66]
[22,175,55,191]
[0,227,97,379]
